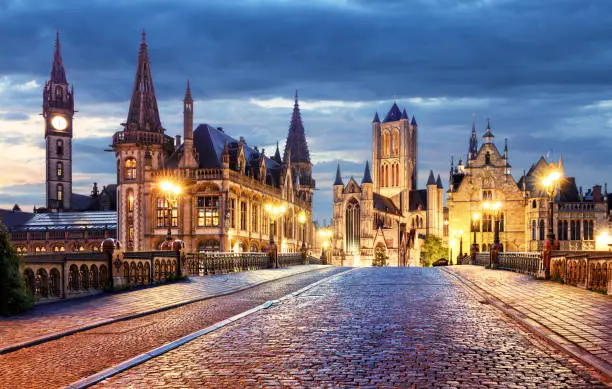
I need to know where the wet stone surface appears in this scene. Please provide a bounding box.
[96,267,607,388]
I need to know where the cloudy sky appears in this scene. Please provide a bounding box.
[1,0,612,222]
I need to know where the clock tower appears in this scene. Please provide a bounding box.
[43,31,74,211]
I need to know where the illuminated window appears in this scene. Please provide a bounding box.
[240,202,247,230]
[56,162,63,178]
[251,204,258,232]
[156,198,177,228]
[125,158,137,180]
[197,196,219,227]
[391,130,399,155]
[127,190,134,213]
[57,184,64,202]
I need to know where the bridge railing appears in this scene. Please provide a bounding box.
[497,252,543,277]
[184,251,309,276]
[475,252,490,267]
[551,252,612,293]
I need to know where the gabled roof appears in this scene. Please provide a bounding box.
[383,102,402,123]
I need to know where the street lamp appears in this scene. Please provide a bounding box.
[264,202,286,268]
[486,200,503,268]
[298,211,307,250]
[159,180,182,245]
[319,228,332,264]
[541,170,562,278]
[470,212,480,264]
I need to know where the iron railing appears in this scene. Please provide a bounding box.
[497,252,543,277]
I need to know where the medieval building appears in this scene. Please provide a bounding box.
[448,119,608,254]
[331,104,445,267]
[1,32,117,254]
[112,33,314,252]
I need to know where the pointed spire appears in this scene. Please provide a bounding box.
[558,153,564,172]
[482,117,494,143]
[125,30,163,132]
[427,170,436,186]
[362,161,373,184]
[372,112,380,123]
[51,30,67,84]
[436,174,443,189]
[411,115,417,126]
[334,163,344,186]
[283,90,311,164]
[401,108,408,120]
[184,79,192,101]
[272,141,282,164]
[383,102,402,122]
[469,114,478,157]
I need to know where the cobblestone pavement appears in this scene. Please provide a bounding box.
[0,265,328,351]
[448,265,612,367]
[95,267,606,388]
[0,266,348,389]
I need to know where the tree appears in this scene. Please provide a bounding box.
[0,224,33,315]
[421,235,448,267]
[372,250,388,267]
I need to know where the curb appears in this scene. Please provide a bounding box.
[441,267,612,384]
[0,265,332,355]
[65,267,356,389]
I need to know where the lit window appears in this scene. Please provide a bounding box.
[57,184,64,202]
[197,196,219,227]
[125,158,137,180]
[57,162,63,178]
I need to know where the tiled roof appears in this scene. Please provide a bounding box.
[383,103,402,123]
[373,193,401,215]
[409,189,428,211]
[8,211,117,231]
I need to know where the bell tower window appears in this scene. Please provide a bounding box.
[57,184,64,202]
[56,139,64,155]
[55,86,63,100]
[392,130,399,155]
[125,158,137,180]
[56,162,63,178]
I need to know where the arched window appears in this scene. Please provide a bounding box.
[57,184,64,202]
[385,165,389,187]
[485,151,491,165]
[395,164,399,186]
[382,132,390,156]
[56,161,63,178]
[345,198,361,255]
[391,130,399,155]
[499,213,504,232]
[532,199,537,209]
[125,158,137,180]
[539,219,545,241]
[56,139,64,155]
[532,220,537,240]
[55,86,63,100]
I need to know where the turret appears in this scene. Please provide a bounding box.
[333,163,344,201]
[482,118,494,144]
[181,80,198,168]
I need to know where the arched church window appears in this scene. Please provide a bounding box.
[382,132,390,156]
[56,139,64,155]
[125,158,137,180]
[57,184,64,202]
[392,130,399,155]
[395,164,399,187]
[345,198,361,255]
[56,162,63,178]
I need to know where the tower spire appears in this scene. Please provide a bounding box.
[362,161,373,184]
[51,30,67,84]
[469,114,478,158]
[283,90,311,164]
[334,163,344,186]
[124,30,163,132]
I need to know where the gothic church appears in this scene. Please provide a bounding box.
[331,104,445,266]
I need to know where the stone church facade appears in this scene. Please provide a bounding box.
[112,33,314,252]
[448,120,609,253]
[331,104,445,267]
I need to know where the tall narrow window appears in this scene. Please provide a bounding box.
[385,166,389,187]
[345,199,360,254]
[539,219,545,241]
[570,220,577,240]
[532,220,537,240]
[197,196,219,227]
[228,198,236,228]
[156,198,178,228]
[56,162,63,178]
[57,184,64,202]
[382,132,389,156]
[125,158,137,180]
[251,204,258,232]
[482,213,492,232]
[392,130,399,155]
[584,220,594,240]
[56,139,64,155]
[485,151,491,165]
[127,190,134,213]
[395,164,399,186]
[499,213,504,232]
[55,86,63,100]
[240,202,247,230]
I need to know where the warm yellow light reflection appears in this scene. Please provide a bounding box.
[472,212,480,221]
[298,211,307,224]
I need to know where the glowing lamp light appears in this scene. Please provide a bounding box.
[472,212,480,221]
[298,211,307,224]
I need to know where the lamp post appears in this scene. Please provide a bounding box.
[471,213,480,264]
[298,211,308,264]
[319,228,332,265]
[458,229,464,264]
[542,170,562,278]
[264,203,286,268]
[485,200,503,268]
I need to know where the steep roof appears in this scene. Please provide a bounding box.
[372,112,380,123]
[51,31,67,84]
[334,163,343,186]
[383,102,402,123]
[124,31,163,133]
[436,174,443,189]
[0,209,35,230]
[409,189,428,211]
[283,91,311,164]
[427,170,436,185]
[373,193,401,215]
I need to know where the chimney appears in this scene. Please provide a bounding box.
[217,127,223,132]
[175,135,182,147]
[593,185,602,202]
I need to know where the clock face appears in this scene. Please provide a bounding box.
[51,116,68,131]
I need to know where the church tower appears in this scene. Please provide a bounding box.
[112,31,172,250]
[371,103,418,208]
[43,32,74,211]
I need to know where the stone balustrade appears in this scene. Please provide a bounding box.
[497,252,543,277]
[184,251,307,276]
[550,251,612,294]
[475,252,490,267]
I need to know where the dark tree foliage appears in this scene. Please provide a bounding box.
[0,224,33,315]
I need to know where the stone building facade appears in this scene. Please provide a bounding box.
[448,120,608,253]
[331,104,445,267]
[112,34,314,252]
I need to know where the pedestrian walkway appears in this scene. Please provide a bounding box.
[0,265,329,353]
[447,265,612,374]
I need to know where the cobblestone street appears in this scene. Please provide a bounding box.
[95,268,607,388]
[0,266,346,389]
